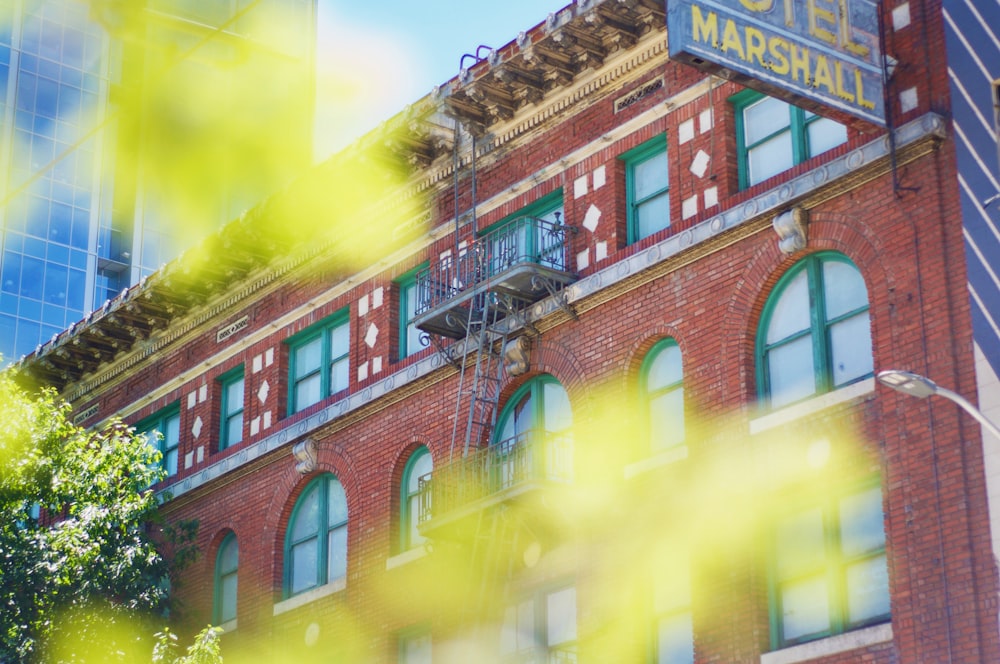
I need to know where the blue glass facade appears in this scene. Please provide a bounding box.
[0,0,107,361]
[0,0,315,363]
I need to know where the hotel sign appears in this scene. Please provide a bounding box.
[667,0,885,126]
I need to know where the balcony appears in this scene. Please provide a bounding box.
[417,430,573,540]
[413,214,576,339]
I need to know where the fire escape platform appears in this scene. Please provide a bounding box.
[412,262,576,340]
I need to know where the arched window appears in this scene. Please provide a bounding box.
[641,339,684,452]
[494,375,572,488]
[757,253,873,409]
[284,473,348,598]
[213,532,238,625]
[400,447,432,551]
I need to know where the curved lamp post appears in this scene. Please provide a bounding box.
[877,369,1000,442]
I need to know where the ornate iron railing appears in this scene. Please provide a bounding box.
[414,215,572,316]
[417,429,573,525]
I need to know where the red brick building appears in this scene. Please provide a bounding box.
[21,1,1000,662]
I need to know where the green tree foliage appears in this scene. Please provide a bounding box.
[0,371,203,662]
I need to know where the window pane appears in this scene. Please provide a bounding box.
[227,413,243,445]
[766,270,811,344]
[501,599,535,653]
[501,392,533,442]
[822,261,867,320]
[164,448,178,476]
[164,413,180,448]
[748,132,794,185]
[781,576,830,641]
[546,587,577,646]
[767,335,816,408]
[220,572,237,622]
[776,508,825,578]
[807,116,847,157]
[295,373,321,410]
[219,537,238,573]
[744,96,791,144]
[634,149,668,200]
[401,633,432,664]
[291,487,319,541]
[290,539,318,594]
[657,613,694,664]
[846,555,890,624]
[840,488,885,556]
[650,388,684,451]
[330,356,349,394]
[226,377,244,413]
[543,382,572,433]
[829,312,873,386]
[648,344,682,391]
[330,322,349,358]
[636,191,670,241]
[407,494,424,547]
[328,479,348,525]
[407,452,433,495]
[327,524,347,581]
[295,336,321,376]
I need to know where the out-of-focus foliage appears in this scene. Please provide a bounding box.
[153,626,222,664]
[0,368,199,662]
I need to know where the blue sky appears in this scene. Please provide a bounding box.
[315,0,570,158]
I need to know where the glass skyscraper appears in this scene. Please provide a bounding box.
[0,0,315,362]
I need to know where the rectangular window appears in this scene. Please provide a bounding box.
[396,263,427,360]
[137,404,181,478]
[624,135,670,243]
[501,585,577,661]
[287,310,349,414]
[653,552,693,664]
[219,366,244,450]
[398,627,432,664]
[772,485,890,649]
[735,91,847,189]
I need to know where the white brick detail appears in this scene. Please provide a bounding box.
[699,108,713,133]
[187,391,197,410]
[704,186,719,209]
[184,451,194,469]
[372,356,383,375]
[252,354,263,373]
[593,165,606,190]
[690,149,710,178]
[678,118,695,145]
[682,195,699,220]
[900,87,918,113]
[192,416,203,439]
[574,175,588,199]
[358,361,369,381]
[372,287,383,309]
[583,204,601,232]
[263,411,272,429]
[198,385,208,403]
[892,3,910,30]
[196,446,204,463]
[258,379,270,404]
[251,417,261,436]
[576,249,590,271]
[365,323,379,348]
[358,294,369,316]
[595,241,608,262]
[265,347,274,367]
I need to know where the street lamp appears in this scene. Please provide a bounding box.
[877,369,1000,441]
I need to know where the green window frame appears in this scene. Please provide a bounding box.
[756,252,873,409]
[734,90,847,189]
[641,338,684,452]
[500,584,577,661]
[652,550,693,664]
[770,483,890,649]
[137,403,181,478]
[213,532,238,625]
[219,365,245,450]
[481,190,566,275]
[286,310,350,415]
[623,134,670,243]
[283,473,348,599]
[397,263,428,360]
[399,446,432,552]
[397,625,432,664]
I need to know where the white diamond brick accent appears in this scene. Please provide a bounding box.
[690,150,710,178]
[258,379,270,404]
[365,322,379,348]
[583,204,601,232]
[892,3,910,30]
[900,87,918,113]
[192,416,203,439]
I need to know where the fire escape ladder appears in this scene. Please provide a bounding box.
[470,505,519,620]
